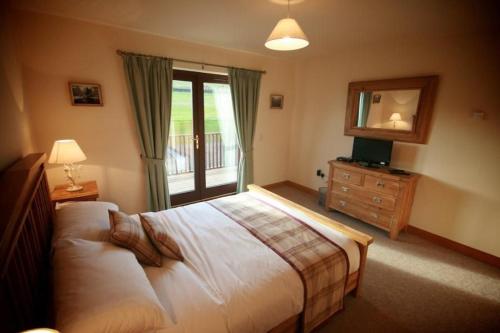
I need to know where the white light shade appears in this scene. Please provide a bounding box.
[265,17,309,51]
[21,329,59,333]
[390,113,402,121]
[48,139,87,164]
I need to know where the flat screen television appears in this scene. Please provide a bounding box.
[352,137,393,166]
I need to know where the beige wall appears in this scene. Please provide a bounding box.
[16,10,294,213]
[288,34,500,257]
[0,6,34,171]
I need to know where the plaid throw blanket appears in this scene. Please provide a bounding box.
[208,194,349,333]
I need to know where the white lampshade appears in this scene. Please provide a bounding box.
[265,18,309,51]
[390,113,402,121]
[48,139,87,164]
[21,329,59,333]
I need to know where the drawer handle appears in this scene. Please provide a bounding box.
[339,200,347,207]
[342,173,351,180]
[376,180,385,188]
[370,212,378,219]
[372,196,383,204]
[341,186,350,192]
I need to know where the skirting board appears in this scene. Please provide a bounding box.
[262,180,500,269]
[263,180,319,197]
[406,225,500,269]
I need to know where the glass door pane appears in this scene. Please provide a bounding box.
[167,80,196,195]
[203,82,238,188]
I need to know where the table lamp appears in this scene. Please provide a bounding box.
[48,139,87,192]
[390,112,402,128]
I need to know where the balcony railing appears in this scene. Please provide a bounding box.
[166,133,239,176]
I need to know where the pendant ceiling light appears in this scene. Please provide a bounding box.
[265,0,309,51]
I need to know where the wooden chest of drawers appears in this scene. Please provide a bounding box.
[326,161,419,239]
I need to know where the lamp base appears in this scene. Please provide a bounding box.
[66,185,83,192]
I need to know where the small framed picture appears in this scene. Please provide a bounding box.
[372,94,382,104]
[69,82,103,106]
[270,94,284,109]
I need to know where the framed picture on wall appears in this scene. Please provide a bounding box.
[69,82,103,106]
[270,94,284,109]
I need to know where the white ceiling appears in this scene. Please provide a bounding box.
[12,0,500,58]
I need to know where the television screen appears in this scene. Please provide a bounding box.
[352,137,393,166]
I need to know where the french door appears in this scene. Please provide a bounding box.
[167,70,239,206]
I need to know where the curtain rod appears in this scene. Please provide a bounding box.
[116,50,266,74]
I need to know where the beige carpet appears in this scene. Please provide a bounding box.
[268,184,500,333]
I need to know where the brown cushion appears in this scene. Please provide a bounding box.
[108,210,162,267]
[139,214,184,261]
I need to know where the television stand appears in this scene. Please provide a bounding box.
[326,161,419,239]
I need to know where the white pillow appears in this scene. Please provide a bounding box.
[53,239,172,333]
[53,201,118,244]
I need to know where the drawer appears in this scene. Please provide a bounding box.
[333,168,363,185]
[363,208,394,230]
[328,196,365,220]
[331,181,357,196]
[364,175,400,196]
[331,181,396,211]
[356,189,396,211]
[329,196,394,230]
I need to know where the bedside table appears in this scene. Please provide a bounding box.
[51,180,99,204]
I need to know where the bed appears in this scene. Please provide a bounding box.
[0,153,373,333]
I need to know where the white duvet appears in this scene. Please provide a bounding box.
[145,191,360,333]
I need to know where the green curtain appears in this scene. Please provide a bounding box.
[357,92,372,127]
[228,68,262,193]
[121,53,173,211]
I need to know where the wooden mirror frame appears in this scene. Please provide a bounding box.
[344,76,438,143]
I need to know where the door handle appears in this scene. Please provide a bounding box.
[192,134,199,150]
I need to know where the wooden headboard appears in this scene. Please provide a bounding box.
[0,153,53,332]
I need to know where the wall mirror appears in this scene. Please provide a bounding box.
[345,76,438,143]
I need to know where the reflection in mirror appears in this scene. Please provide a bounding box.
[356,89,421,131]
